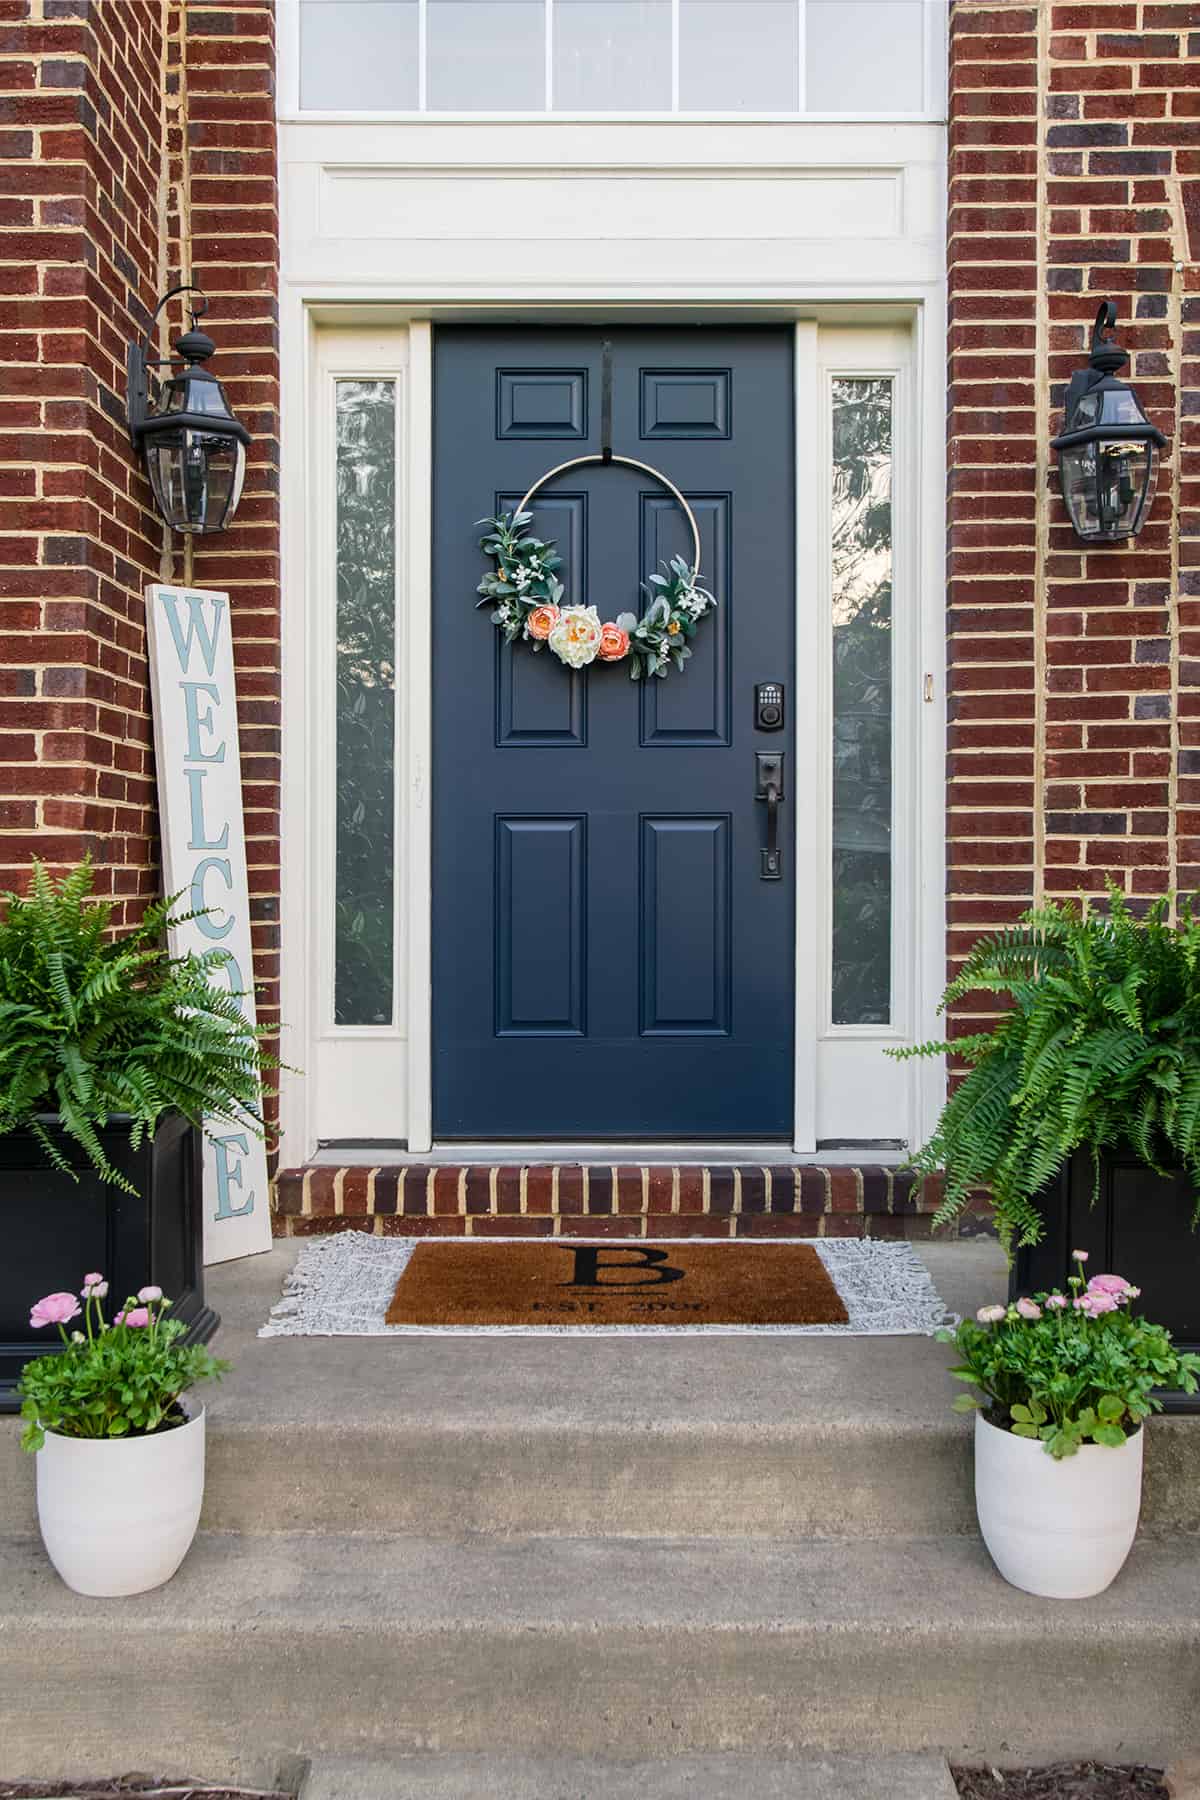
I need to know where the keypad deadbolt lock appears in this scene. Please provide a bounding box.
[755,682,785,731]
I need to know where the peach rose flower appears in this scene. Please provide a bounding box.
[525,604,560,641]
[598,622,630,662]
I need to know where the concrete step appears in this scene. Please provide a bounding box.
[3,1530,1199,1776]
[5,1241,1198,1541]
[298,1751,960,1799]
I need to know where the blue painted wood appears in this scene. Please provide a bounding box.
[433,328,795,1138]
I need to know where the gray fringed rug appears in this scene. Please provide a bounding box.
[259,1232,951,1338]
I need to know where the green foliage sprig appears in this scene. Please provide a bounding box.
[943,1257,1200,1458]
[892,884,1200,1251]
[0,860,276,1190]
[19,1278,228,1452]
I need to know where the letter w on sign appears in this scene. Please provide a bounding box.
[145,584,273,1265]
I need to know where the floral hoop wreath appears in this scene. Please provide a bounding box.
[476,452,716,680]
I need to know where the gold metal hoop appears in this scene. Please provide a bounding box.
[516,453,703,581]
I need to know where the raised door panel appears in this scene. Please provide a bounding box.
[495,492,587,747]
[640,815,731,1036]
[640,368,732,440]
[495,816,587,1037]
[639,492,731,747]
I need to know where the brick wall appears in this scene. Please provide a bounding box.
[0,0,280,1103]
[948,0,1200,1044]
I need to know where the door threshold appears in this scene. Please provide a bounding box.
[310,1141,908,1167]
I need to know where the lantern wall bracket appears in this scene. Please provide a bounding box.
[126,284,223,446]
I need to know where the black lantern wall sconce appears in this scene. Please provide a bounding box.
[1051,300,1166,544]
[126,284,250,535]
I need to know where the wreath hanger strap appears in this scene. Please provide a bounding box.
[516,452,703,580]
[600,338,613,466]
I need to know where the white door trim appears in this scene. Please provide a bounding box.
[279,298,946,1166]
[792,321,820,1152]
[404,322,434,1151]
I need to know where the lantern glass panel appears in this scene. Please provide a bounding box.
[162,372,241,419]
[145,429,246,535]
[1099,386,1148,428]
[1059,437,1156,542]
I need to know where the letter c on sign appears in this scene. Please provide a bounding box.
[190,856,234,939]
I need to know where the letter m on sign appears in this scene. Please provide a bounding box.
[145,584,273,1266]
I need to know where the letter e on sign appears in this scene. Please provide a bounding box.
[145,585,273,1265]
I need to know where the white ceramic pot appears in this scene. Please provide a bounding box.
[35,1401,205,1597]
[974,1411,1143,1599]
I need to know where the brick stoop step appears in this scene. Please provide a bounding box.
[271,1164,993,1240]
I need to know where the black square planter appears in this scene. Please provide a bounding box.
[0,1110,218,1412]
[1013,1147,1200,1413]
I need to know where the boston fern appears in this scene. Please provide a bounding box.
[0,861,274,1190]
[895,884,1200,1252]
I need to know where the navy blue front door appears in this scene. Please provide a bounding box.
[432,328,795,1138]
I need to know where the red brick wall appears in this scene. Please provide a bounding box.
[948,0,1200,1034]
[0,0,280,1087]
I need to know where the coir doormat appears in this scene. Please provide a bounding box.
[386,1240,848,1327]
[260,1232,951,1337]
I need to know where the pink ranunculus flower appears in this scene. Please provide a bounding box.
[598,622,630,662]
[30,1292,82,1330]
[1079,1290,1120,1317]
[1071,1248,1089,1263]
[1044,1293,1068,1310]
[82,1272,104,1288]
[976,1304,1006,1324]
[525,603,560,642]
[1015,1297,1042,1321]
[115,1306,150,1328]
[1087,1274,1132,1297]
[137,1285,163,1303]
[82,1278,108,1298]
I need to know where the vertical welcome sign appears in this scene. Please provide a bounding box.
[146,584,273,1265]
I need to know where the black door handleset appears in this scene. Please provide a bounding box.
[755,752,784,881]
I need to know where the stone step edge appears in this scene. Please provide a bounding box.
[272,1163,993,1241]
[296,1750,960,1800]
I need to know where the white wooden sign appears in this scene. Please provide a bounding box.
[146,584,274,1265]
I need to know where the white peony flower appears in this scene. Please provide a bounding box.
[548,605,603,668]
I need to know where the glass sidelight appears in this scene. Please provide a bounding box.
[333,378,398,1026]
[830,375,893,1028]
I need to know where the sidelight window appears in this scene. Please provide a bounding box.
[294,0,940,115]
[830,375,893,1028]
[333,378,399,1027]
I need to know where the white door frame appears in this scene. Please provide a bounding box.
[280,295,947,1165]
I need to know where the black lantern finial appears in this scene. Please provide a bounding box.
[127,284,250,535]
[1051,299,1165,543]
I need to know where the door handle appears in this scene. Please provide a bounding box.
[755,752,784,881]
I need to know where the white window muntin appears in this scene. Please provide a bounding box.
[280,0,948,121]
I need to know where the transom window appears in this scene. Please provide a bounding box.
[296,0,939,115]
